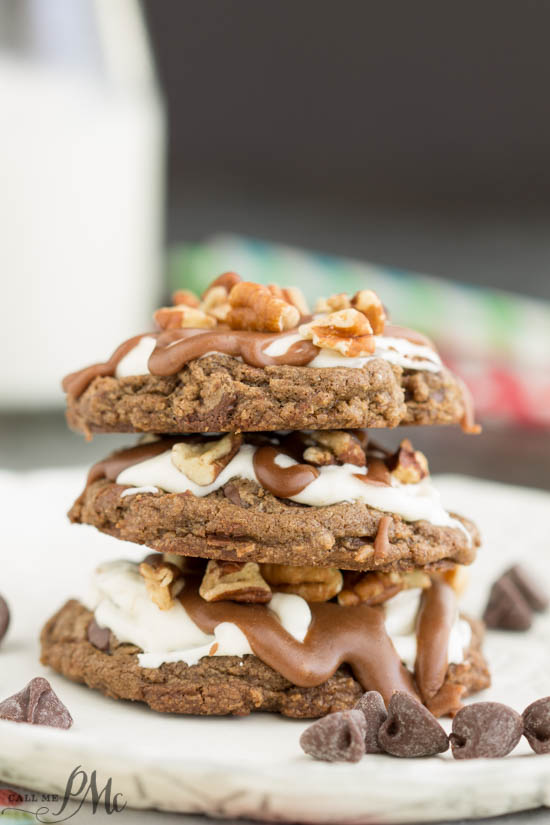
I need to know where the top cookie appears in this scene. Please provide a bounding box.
[63,273,478,436]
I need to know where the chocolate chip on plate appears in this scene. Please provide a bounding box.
[87,618,111,651]
[0,677,73,729]
[300,709,367,763]
[377,692,449,758]
[355,690,387,753]
[507,565,549,613]
[0,595,9,645]
[523,697,550,754]
[483,576,533,631]
[450,702,523,759]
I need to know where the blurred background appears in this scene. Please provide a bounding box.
[1,0,549,487]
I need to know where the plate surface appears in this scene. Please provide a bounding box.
[1,468,550,824]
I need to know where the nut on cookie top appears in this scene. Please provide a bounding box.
[63,272,445,392]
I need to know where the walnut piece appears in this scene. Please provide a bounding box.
[201,271,242,297]
[139,558,184,610]
[267,284,310,316]
[338,569,431,607]
[438,565,469,596]
[350,289,386,335]
[227,281,300,332]
[171,434,242,486]
[154,305,216,331]
[303,430,366,467]
[314,293,351,313]
[201,284,231,321]
[388,438,429,484]
[261,564,343,602]
[199,560,272,603]
[298,308,375,357]
[171,289,201,308]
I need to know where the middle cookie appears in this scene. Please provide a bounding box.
[70,431,479,573]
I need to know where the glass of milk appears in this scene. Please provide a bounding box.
[0,0,165,407]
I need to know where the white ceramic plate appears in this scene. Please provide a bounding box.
[1,469,550,824]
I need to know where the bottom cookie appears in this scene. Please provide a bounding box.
[40,598,490,719]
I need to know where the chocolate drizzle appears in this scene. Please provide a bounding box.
[62,333,153,398]
[62,324,439,399]
[86,439,176,486]
[253,446,319,497]
[180,581,419,704]
[415,579,457,701]
[374,516,393,561]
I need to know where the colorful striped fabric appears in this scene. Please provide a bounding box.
[169,234,550,428]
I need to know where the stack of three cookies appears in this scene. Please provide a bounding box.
[41,274,490,718]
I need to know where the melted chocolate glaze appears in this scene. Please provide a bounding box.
[61,324,439,399]
[415,579,457,701]
[253,446,320,497]
[180,580,419,703]
[84,435,389,500]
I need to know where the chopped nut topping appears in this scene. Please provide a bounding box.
[226,281,300,332]
[303,430,366,467]
[298,308,376,357]
[314,293,351,313]
[267,284,310,316]
[171,289,201,308]
[201,271,242,297]
[437,565,469,596]
[154,305,216,331]
[171,434,242,486]
[201,284,231,321]
[338,569,431,607]
[261,564,343,602]
[199,560,272,603]
[303,445,335,466]
[350,290,386,335]
[139,558,184,610]
[387,438,429,484]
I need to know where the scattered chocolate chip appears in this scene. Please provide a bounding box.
[507,565,549,613]
[377,692,449,758]
[0,677,73,729]
[0,595,10,646]
[450,702,522,759]
[483,576,533,631]
[523,697,550,754]
[355,691,387,753]
[300,709,367,762]
[87,619,111,651]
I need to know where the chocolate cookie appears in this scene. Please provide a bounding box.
[40,600,490,718]
[70,478,478,572]
[65,355,468,437]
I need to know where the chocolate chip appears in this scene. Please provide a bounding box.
[450,702,523,759]
[0,677,73,729]
[354,691,387,753]
[377,692,449,758]
[508,565,549,612]
[87,619,111,651]
[483,576,533,631]
[0,595,10,646]
[523,697,550,754]
[300,709,367,762]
